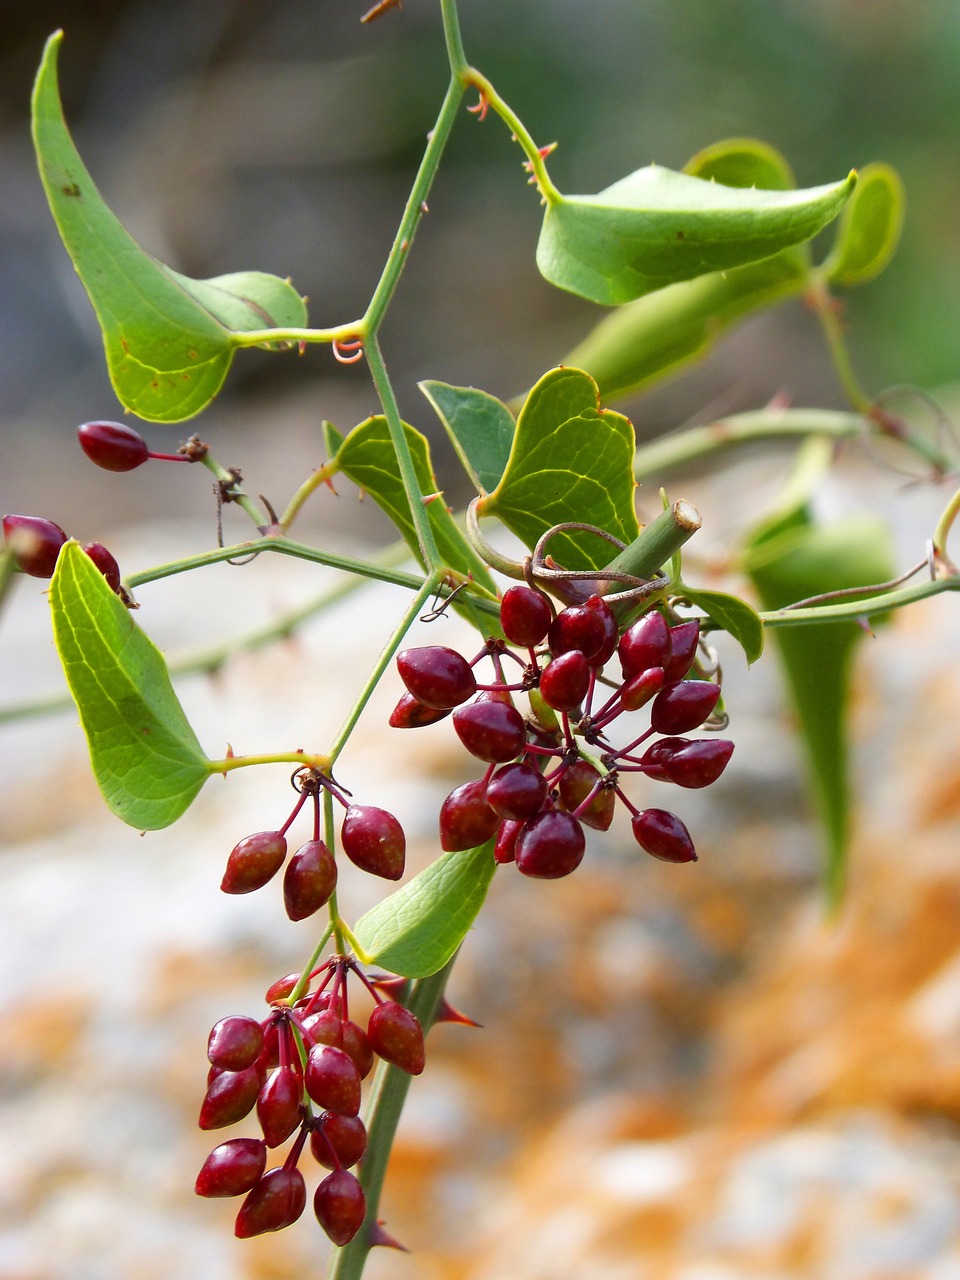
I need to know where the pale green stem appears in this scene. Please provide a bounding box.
[462,67,562,204]
[761,575,960,627]
[197,451,269,529]
[229,321,363,349]
[931,480,960,572]
[207,748,330,774]
[288,922,335,1005]
[279,459,340,530]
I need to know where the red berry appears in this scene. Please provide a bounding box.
[257,1065,303,1148]
[199,1065,261,1129]
[499,584,553,647]
[340,1020,375,1079]
[494,818,523,864]
[663,620,701,682]
[77,420,149,471]
[584,594,618,667]
[650,680,720,735]
[539,650,591,712]
[208,1015,265,1070]
[264,972,299,1004]
[299,1008,344,1050]
[618,610,671,678]
[453,698,527,763]
[366,1000,425,1075]
[388,691,452,728]
[314,1169,366,1246]
[221,831,287,895]
[82,542,122,593]
[2,514,68,578]
[283,839,337,920]
[646,737,734,788]
[340,805,405,880]
[235,1166,306,1237]
[548,605,605,660]
[396,646,476,709]
[195,1137,267,1198]
[486,761,548,820]
[439,778,501,852]
[557,760,615,831]
[620,666,665,711]
[631,808,697,862]
[310,1113,368,1171]
[515,810,585,878]
[304,1044,362,1116]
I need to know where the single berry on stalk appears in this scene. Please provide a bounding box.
[195,1138,267,1198]
[235,1166,306,1237]
[396,645,477,709]
[340,804,405,880]
[499,583,552,646]
[486,760,548,820]
[539,649,591,712]
[208,1015,264,1071]
[2,514,68,578]
[77,420,150,471]
[283,839,337,920]
[632,808,697,863]
[515,809,586,879]
[366,1000,425,1074]
[221,831,287,894]
[304,1043,362,1116]
[256,1065,303,1148]
[199,1065,261,1129]
[453,697,526,763]
[310,1113,368,1171]
[314,1169,366,1246]
[439,778,500,851]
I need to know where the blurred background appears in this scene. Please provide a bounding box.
[2,2,960,1278]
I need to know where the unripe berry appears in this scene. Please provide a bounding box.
[235,1166,306,1237]
[314,1169,366,1246]
[77,420,150,471]
[396,645,476,709]
[366,1000,425,1075]
[557,760,615,831]
[2,514,68,578]
[515,809,585,878]
[340,805,405,880]
[631,808,697,862]
[499,584,553,647]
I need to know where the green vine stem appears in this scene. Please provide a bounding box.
[327,957,458,1280]
[761,574,960,627]
[462,67,562,204]
[931,479,960,575]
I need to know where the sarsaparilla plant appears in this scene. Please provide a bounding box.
[2,1,959,1275]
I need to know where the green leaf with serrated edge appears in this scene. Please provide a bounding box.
[333,416,497,592]
[419,381,515,495]
[743,479,894,905]
[50,542,211,829]
[32,33,307,423]
[676,585,764,665]
[537,164,855,305]
[821,162,904,288]
[479,367,639,572]
[354,842,496,979]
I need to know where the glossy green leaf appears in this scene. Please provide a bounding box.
[676,585,764,665]
[50,542,211,829]
[821,162,905,288]
[419,380,515,495]
[537,164,855,305]
[683,137,797,191]
[743,495,894,905]
[479,367,640,571]
[32,32,307,422]
[332,416,497,591]
[354,841,497,978]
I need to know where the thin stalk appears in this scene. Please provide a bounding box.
[197,451,269,529]
[440,0,468,73]
[931,479,960,573]
[761,574,960,627]
[288,922,335,1005]
[279,458,340,531]
[207,748,330,774]
[462,67,562,204]
[326,958,457,1280]
[229,321,363,349]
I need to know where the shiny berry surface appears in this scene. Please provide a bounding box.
[396,645,477,709]
[439,778,501,851]
[77,420,150,471]
[199,1065,261,1129]
[539,650,591,711]
[314,1169,366,1246]
[618,610,671,678]
[256,1065,303,1148]
[388,691,452,728]
[82,542,122,592]
[650,679,720,735]
[584,594,618,666]
[207,1015,264,1070]
[486,761,548,820]
[2,514,68,578]
[631,808,697,862]
[282,839,337,920]
[657,737,735,788]
[195,1138,266,1198]
[221,831,287,895]
[499,584,552,647]
[367,1000,425,1075]
[515,809,586,878]
[547,604,605,660]
[310,1113,368,1170]
[557,760,615,831]
[453,698,526,763]
[663,620,701,682]
[340,805,405,880]
[235,1167,306,1237]
[304,1043,362,1116]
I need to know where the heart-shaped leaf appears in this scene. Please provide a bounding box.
[821,162,904,288]
[50,542,211,829]
[479,367,639,572]
[354,841,497,978]
[32,32,307,422]
[537,163,856,305]
[419,380,516,495]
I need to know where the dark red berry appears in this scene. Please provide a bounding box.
[264,973,299,1004]
[208,1015,265,1071]
[340,805,405,880]
[439,778,501,852]
[515,809,586,879]
[548,605,605,660]
[314,1169,366,1246]
[366,1000,425,1075]
[631,808,697,862]
[221,831,287,895]
[494,818,523,864]
[663,620,701,683]
[453,698,526,763]
[304,1043,362,1116]
[195,1138,267,1198]
[235,1166,306,1237]
[388,691,452,729]
[396,646,476,710]
[82,542,122,593]
[647,737,735,788]
[620,666,665,712]
[539,650,591,712]
[299,1008,344,1049]
[257,1065,303,1148]
[499,584,553,647]
[557,760,615,831]
[2,514,68,578]
[310,1113,368,1171]
[650,680,720,735]
[584,594,618,667]
[486,761,548,820]
[77,420,149,471]
[340,1020,375,1079]
[618,610,671,679]
[199,1065,261,1129]
[283,839,337,920]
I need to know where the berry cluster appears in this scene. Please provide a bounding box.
[196,956,425,1245]
[394,586,733,874]
[221,769,406,918]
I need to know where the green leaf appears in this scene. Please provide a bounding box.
[676,585,764,665]
[419,380,515,495]
[683,137,797,191]
[32,32,307,422]
[332,416,497,591]
[49,542,211,829]
[743,506,895,905]
[479,367,639,572]
[822,162,905,288]
[354,842,497,978]
[537,164,855,305]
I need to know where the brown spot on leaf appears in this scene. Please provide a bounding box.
[61,182,81,197]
